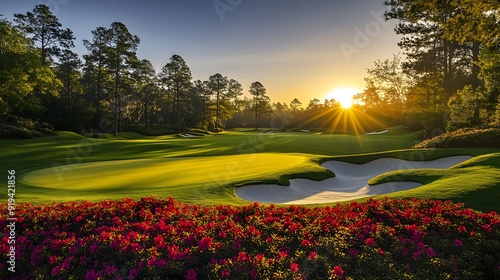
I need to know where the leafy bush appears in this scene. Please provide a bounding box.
[1,197,499,279]
[36,127,58,136]
[0,129,10,138]
[188,128,212,135]
[404,109,446,138]
[0,123,41,139]
[211,127,225,133]
[415,128,500,148]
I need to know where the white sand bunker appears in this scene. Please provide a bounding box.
[180,133,202,138]
[236,156,472,204]
[366,130,389,135]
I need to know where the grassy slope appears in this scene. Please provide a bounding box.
[20,153,333,204]
[1,126,499,211]
[368,153,500,212]
[1,127,417,204]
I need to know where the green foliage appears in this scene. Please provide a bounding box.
[382,0,500,133]
[362,54,409,109]
[207,73,229,130]
[106,22,140,136]
[14,4,75,66]
[0,19,61,120]
[497,97,500,124]
[447,85,489,130]
[368,153,500,212]
[0,123,41,139]
[444,0,499,45]
[187,128,212,135]
[160,55,193,132]
[249,81,269,129]
[479,45,500,94]
[415,128,500,149]
[405,108,446,138]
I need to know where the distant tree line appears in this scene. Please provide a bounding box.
[0,5,277,135]
[355,0,500,137]
[2,4,377,136]
[4,2,498,137]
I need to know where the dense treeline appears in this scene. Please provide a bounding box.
[355,0,500,137]
[2,5,367,137]
[0,5,278,136]
[1,2,499,138]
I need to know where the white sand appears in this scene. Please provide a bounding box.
[235,156,473,204]
[366,130,389,135]
[180,133,201,138]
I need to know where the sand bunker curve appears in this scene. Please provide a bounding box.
[180,133,202,138]
[365,130,389,135]
[236,156,472,204]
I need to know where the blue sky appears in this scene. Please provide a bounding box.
[1,0,401,104]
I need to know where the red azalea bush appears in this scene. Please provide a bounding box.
[1,197,500,279]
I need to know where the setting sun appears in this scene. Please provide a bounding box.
[326,87,358,109]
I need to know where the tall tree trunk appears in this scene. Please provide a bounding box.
[67,71,71,106]
[443,40,455,99]
[41,30,46,67]
[113,57,119,136]
[234,108,238,129]
[254,96,259,129]
[144,99,149,129]
[471,42,482,124]
[96,58,102,115]
[201,98,206,129]
[165,91,171,127]
[171,91,176,127]
[177,87,181,132]
[216,91,220,130]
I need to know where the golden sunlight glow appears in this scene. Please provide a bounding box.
[326,87,358,109]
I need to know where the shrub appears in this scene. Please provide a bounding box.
[416,128,500,148]
[36,127,58,136]
[0,129,10,138]
[188,128,212,135]
[0,123,41,139]
[211,127,224,133]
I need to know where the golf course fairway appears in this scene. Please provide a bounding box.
[2,127,499,210]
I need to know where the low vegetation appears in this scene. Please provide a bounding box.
[0,127,419,204]
[1,197,499,279]
[415,128,500,149]
[368,153,500,212]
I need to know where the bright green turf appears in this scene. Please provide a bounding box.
[368,153,500,212]
[20,153,332,204]
[1,126,499,211]
[3,127,418,204]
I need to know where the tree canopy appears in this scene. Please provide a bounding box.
[2,2,500,138]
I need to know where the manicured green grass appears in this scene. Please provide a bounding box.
[1,126,499,211]
[368,153,500,212]
[21,153,332,204]
[3,127,416,204]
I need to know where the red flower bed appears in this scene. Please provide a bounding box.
[1,197,500,279]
